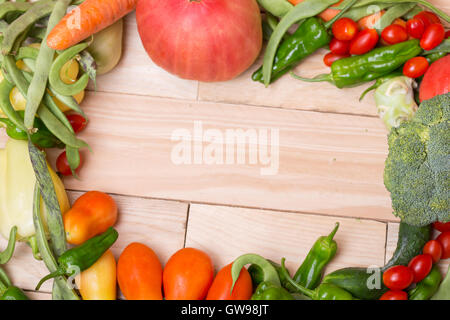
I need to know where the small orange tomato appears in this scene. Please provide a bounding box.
[117,242,163,300]
[76,249,117,300]
[64,191,118,245]
[206,264,252,300]
[163,248,214,300]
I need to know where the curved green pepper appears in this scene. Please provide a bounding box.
[281,258,355,300]
[409,266,442,300]
[0,266,28,300]
[293,222,339,290]
[292,40,423,88]
[0,111,64,149]
[35,227,119,290]
[248,259,297,292]
[252,281,294,300]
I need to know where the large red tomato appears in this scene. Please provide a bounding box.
[136,0,263,82]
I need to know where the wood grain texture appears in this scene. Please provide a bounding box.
[386,223,450,275]
[52,91,394,221]
[0,191,188,293]
[185,204,387,275]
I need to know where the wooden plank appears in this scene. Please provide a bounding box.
[25,290,52,300]
[386,223,450,275]
[87,13,199,101]
[185,204,387,275]
[0,191,188,293]
[51,91,394,221]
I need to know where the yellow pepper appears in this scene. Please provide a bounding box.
[0,139,70,241]
[75,249,117,300]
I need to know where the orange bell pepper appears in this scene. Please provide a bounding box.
[63,191,118,245]
[75,249,117,300]
[117,242,163,300]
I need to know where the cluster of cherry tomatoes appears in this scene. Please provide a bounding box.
[380,221,450,300]
[56,113,88,176]
[324,11,449,79]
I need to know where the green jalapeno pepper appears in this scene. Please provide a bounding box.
[0,111,64,149]
[292,40,422,88]
[0,266,28,300]
[35,227,119,290]
[409,266,442,300]
[252,281,294,300]
[292,223,339,290]
[280,258,355,300]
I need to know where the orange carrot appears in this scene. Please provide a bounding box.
[47,0,137,51]
[287,0,344,22]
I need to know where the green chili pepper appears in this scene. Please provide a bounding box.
[248,259,296,291]
[359,69,404,101]
[292,223,339,290]
[258,0,357,85]
[252,281,294,300]
[35,227,119,290]
[232,253,280,288]
[409,266,442,300]
[292,40,422,88]
[0,267,28,300]
[281,258,356,300]
[49,42,90,96]
[0,111,64,149]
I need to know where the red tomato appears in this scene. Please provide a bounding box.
[136,0,262,82]
[420,23,445,50]
[414,11,441,29]
[437,231,450,259]
[206,264,253,300]
[406,19,425,39]
[383,266,414,290]
[329,38,350,55]
[379,290,408,300]
[56,151,83,176]
[323,52,350,67]
[446,30,450,38]
[419,55,450,102]
[332,18,358,41]
[408,254,433,283]
[66,114,87,134]
[381,24,408,44]
[349,29,379,55]
[433,221,450,232]
[403,57,429,78]
[423,240,443,263]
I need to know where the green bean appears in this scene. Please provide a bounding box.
[0,78,26,131]
[25,0,71,129]
[49,43,90,96]
[28,26,47,40]
[257,0,294,18]
[66,146,81,177]
[78,49,97,83]
[422,39,450,55]
[376,3,416,32]
[15,46,39,61]
[49,86,87,118]
[11,25,31,57]
[403,5,422,20]
[0,20,8,34]
[342,3,392,22]
[2,0,55,55]
[262,0,340,86]
[0,1,31,20]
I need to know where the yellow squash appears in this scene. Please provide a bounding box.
[0,139,70,240]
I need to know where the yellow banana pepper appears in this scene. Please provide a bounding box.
[0,138,70,241]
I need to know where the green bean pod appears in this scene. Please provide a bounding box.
[49,43,90,96]
[0,78,26,131]
[0,1,31,20]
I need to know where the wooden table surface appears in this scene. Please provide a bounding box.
[1,1,449,299]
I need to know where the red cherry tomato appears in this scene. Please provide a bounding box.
[56,151,83,176]
[379,290,408,300]
[420,23,445,50]
[446,30,450,39]
[406,18,425,39]
[403,57,429,78]
[433,221,450,232]
[349,29,379,55]
[381,24,408,45]
[323,52,350,67]
[437,231,450,259]
[332,18,358,41]
[423,240,443,263]
[383,265,414,290]
[329,38,350,55]
[414,11,441,29]
[408,254,433,283]
[66,114,87,134]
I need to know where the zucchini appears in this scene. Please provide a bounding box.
[322,222,431,300]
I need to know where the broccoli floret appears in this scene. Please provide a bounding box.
[384,93,450,226]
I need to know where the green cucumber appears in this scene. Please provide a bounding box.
[322,222,431,300]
